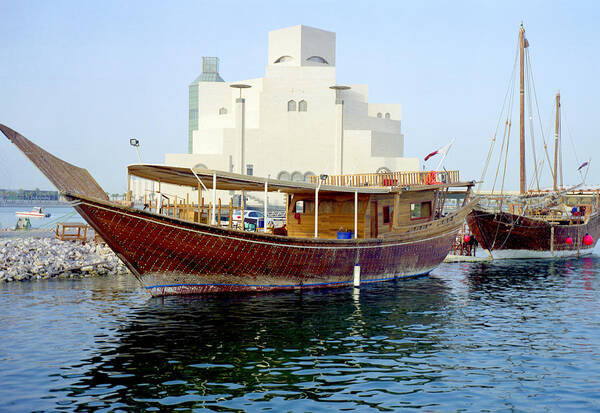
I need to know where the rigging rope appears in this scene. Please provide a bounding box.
[525,49,540,191]
[480,43,519,193]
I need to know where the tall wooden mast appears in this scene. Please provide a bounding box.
[553,91,561,191]
[519,23,527,194]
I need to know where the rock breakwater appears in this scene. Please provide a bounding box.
[0,237,130,282]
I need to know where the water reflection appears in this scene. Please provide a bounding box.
[56,280,452,411]
[2,260,599,411]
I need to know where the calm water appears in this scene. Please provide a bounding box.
[0,206,79,230]
[1,258,599,412]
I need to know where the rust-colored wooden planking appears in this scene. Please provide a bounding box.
[68,194,469,295]
[466,208,600,252]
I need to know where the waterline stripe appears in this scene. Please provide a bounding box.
[145,272,430,290]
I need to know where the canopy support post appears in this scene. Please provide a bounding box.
[264,180,268,233]
[354,191,358,239]
[126,172,131,202]
[314,180,321,238]
[211,173,217,225]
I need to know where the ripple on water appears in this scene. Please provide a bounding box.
[0,256,599,411]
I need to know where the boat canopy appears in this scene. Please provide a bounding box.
[127,164,474,195]
[127,164,391,195]
[127,164,473,194]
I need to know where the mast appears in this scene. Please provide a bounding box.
[519,23,527,194]
[553,91,560,191]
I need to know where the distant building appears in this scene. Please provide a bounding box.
[167,24,418,183]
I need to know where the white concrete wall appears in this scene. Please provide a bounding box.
[164,24,420,205]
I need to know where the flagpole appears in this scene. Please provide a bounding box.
[434,138,455,171]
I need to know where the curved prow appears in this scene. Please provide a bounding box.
[0,124,108,201]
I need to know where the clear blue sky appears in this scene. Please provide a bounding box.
[1,0,599,193]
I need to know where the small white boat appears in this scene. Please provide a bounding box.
[15,207,50,219]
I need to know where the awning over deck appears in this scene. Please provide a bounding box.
[127,164,392,195]
[127,164,474,195]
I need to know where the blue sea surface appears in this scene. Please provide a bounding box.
[0,206,79,230]
[0,258,599,411]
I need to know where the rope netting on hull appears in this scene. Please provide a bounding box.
[0,124,108,201]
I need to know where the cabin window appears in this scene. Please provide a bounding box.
[383,206,391,223]
[340,199,366,214]
[294,200,314,214]
[411,202,432,220]
[318,200,335,214]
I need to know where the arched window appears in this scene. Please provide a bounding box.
[377,113,382,118]
[291,171,303,182]
[277,171,291,181]
[193,163,208,170]
[218,107,227,115]
[274,56,294,63]
[304,171,316,182]
[306,56,329,64]
[385,113,390,119]
[376,166,391,174]
[298,100,307,112]
[287,100,297,112]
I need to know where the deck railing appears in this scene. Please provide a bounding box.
[310,170,460,187]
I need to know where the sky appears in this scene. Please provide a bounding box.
[1,0,599,193]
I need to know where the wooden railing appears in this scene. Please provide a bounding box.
[310,170,460,187]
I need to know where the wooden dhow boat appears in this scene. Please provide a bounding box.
[1,123,476,296]
[466,23,600,259]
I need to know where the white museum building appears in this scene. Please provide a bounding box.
[132,25,419,204]
[168,24,418,180]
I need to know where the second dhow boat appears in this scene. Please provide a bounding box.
[466,23,600,259]
[2,123,476,296]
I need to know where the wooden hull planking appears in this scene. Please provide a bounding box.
[466,208,600,259]
[73,196,466,296]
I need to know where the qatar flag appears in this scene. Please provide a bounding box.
[424,140,454,161]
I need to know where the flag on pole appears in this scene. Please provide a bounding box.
[577,161,589,171]
[424,140,454,161]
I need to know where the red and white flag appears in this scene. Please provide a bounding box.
[424,139,454,161]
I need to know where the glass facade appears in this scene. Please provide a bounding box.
[188,84,199,154]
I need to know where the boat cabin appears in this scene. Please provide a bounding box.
[126,165,474,240]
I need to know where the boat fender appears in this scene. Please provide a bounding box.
[565,236,573,245]
[583,233,594,246]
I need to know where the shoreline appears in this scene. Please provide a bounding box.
[0,233,130,282]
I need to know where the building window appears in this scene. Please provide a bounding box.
[306,56,329,64]
[291,171,303,181]
[287,100,297,112]
[246,164,253,176]
[298,100,307,112]
[304,171,316,182]
[275,56,294,63]
[410,202,432,220]
[376,167,391,174]
[193,163,208,170]
[278,171,291,181]
[377,112,382,118]
[218,107,227,115]
[189,109,198,121]
[385,113,390,119]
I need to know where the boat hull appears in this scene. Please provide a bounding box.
[466,207,600,259]
[72,196,465,296]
